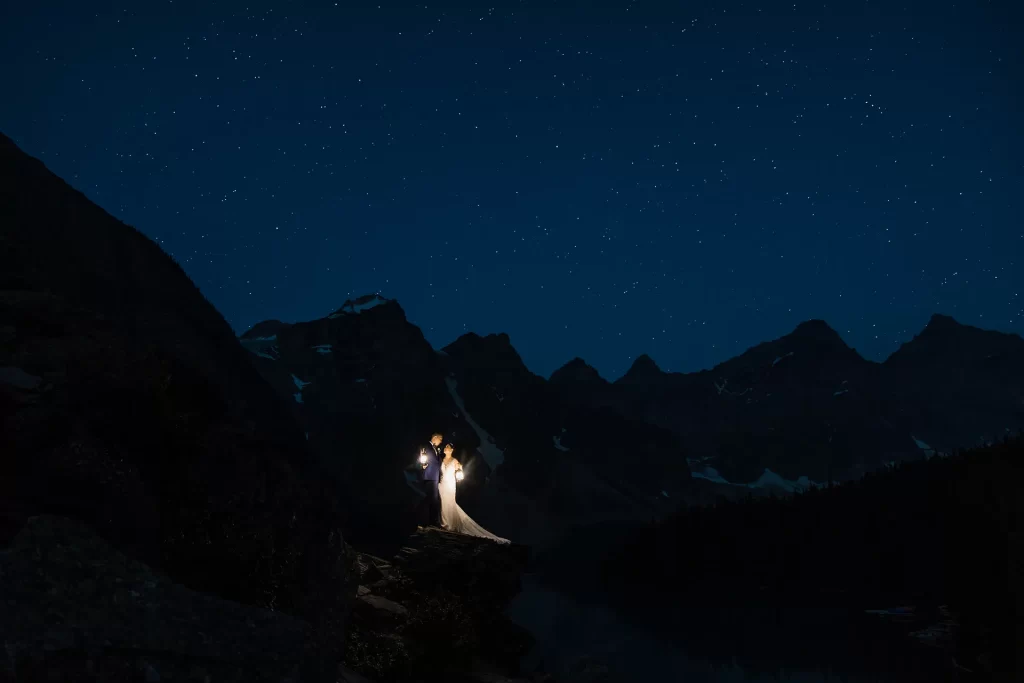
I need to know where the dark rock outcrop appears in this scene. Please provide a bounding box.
[0,133,353,667]
[344,527,537,683]
[0,515,331,682]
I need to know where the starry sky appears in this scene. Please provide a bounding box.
[2,0,1021,379]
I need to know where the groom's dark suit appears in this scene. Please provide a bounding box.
[419,442,443,527]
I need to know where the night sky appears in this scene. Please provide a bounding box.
[2,0,1021,379]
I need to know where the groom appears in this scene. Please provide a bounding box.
[418,432,445,528]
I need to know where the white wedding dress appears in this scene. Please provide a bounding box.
[440,457,510,544]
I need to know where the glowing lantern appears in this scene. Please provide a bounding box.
[455,470,464,482]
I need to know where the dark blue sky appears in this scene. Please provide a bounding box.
[3,0,1021,379]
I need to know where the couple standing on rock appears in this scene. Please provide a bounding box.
[417,432,509,544]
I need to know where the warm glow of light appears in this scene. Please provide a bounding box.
[455,470,464,481]
[419,453,428,464]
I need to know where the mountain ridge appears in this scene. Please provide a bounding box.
[545,314,1013,383]
[243,297,1023,490]
[239,297,695,547]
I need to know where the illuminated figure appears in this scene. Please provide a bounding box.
[439,443,509,544]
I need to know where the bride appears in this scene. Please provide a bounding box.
[440,443,510,544]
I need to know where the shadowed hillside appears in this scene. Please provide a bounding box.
[583,436,1024,680]
[0,132,355,678]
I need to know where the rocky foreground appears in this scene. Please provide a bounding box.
[0,515,334,682]
[0,516,539,683]
[344,527,544,683]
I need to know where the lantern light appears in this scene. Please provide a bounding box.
[455,470,464,482]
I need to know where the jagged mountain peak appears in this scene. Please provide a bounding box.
[241,319,290,340]
[466,331,511,344]
[446,331,514,352]
[618,353,663,384]
[788,318,846,344]
[887,312,1024,367]
[916,313,1023,344]
[751,319,861,365]
[924,313,962,330]
[550,357,606,385]
[443,331,529,374]
[709,318,865,379]
[328,293,401,319]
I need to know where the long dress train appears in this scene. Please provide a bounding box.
[440,457,510,544]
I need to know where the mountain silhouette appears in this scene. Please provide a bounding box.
[3,131,1020,682]
[882,312,1024,451]
[549,356,607,386]
[617,353,664,385]
[243,294,1024,496]
[239,301,691,547]
[0,132,352,673]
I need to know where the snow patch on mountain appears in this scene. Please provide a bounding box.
[833,389,849,396]
[311,345,332,354]
[713,378,752,397]
[241,335,280,361]
[328,294,388,318]
[291,374,311,404]
[750,469,821,493]
[772,351,795,367]
[553,435,569,451]
[445,377,505,469]
[691,466,731,485]
[913,436,937,458]
[691,465,821,492]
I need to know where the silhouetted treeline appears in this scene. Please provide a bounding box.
[601,435,1024,676]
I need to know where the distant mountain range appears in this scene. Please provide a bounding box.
[240,294,689,547]
[240,293,1024,546]
[5,125,1020,558]
[553,314,1024,484]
